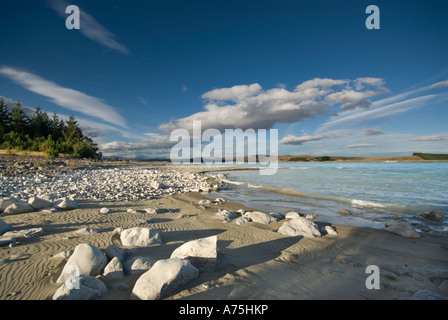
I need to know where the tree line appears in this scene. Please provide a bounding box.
[0,98,101,159]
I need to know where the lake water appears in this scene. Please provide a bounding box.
[207,162,448,230]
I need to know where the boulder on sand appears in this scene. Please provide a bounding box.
[28,196,52,210]
[55,197,78,211]
[56,243,108,284]
[131,258,199,300]
[170,235,217,272]
[53,275,107,300]
[120,227,162,247]
[2,202,34,215]
[0,197,18,212]
[278,217,321,238]
[245,211,275,224]
[385,221,420,238]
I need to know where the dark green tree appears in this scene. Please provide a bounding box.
[29,107,51,139]
[9,102,29,135]
[0,98,11,132]
[50,112,65,142]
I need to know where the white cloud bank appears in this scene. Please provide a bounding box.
[158,77,388,133]
[0,66,127,128]
[411,134,448,141]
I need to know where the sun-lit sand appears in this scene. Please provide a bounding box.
[1,161,447,300]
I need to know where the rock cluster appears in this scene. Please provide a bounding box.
[52,233,218,300]
[1,166,225,201]
[0,195,77,216]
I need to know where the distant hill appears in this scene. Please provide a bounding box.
[279,154,448,162]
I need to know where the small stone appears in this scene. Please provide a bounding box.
[75,227,101,235]
[338,209,352,215]
[417,210,444,222]
[99,207,111,214]
[385,222,420,238]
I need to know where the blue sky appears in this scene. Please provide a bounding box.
[1,0,447,158]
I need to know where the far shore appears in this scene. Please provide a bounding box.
[2,149,448,165]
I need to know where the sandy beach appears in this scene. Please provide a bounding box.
[1,160,448,301]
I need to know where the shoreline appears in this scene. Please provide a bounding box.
[1,162,448,300]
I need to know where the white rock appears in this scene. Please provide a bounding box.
[385,222,420,238]
[75,227,101,235]
[144,208,169,214]
[131,259,199,300]
[99,207,111,214]
[103,257,124,279]
[198,199,212,205]
[0,219,13,235]
[2,202,34,215]
[56,243,108,284]
[245,211,275,224]
[124,256,156,274]
[323,225,338,235]
[215,209,238,221]
[3,227,44,238]
[235,216,250,225]
[55,197,78,211]
[151,181,165,190]
[52,250,74,259]
[214,198,226,204]
[278,217,322,238]
[0,197,18,212]
[28,196,52,210]
[285,211,301,219]
[120,227,162,247]
[170,235,217,272]
[40,207,58,213]
[53,275,107,300]
[38,193,57,203]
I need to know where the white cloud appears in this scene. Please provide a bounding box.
[430,79,448,89]
[100,134,176,157]
[319,94,437,132]
[279,134,327,145]
[346,143,378,148]
[46,0,130,55]
[411,134,448,141]
[137,96,148,105]
[0,66,127,128]
[201,83,262,101]
[159,78,388,133]
[363,128,385,136]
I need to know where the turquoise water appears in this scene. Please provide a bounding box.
[208,162,448,230]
